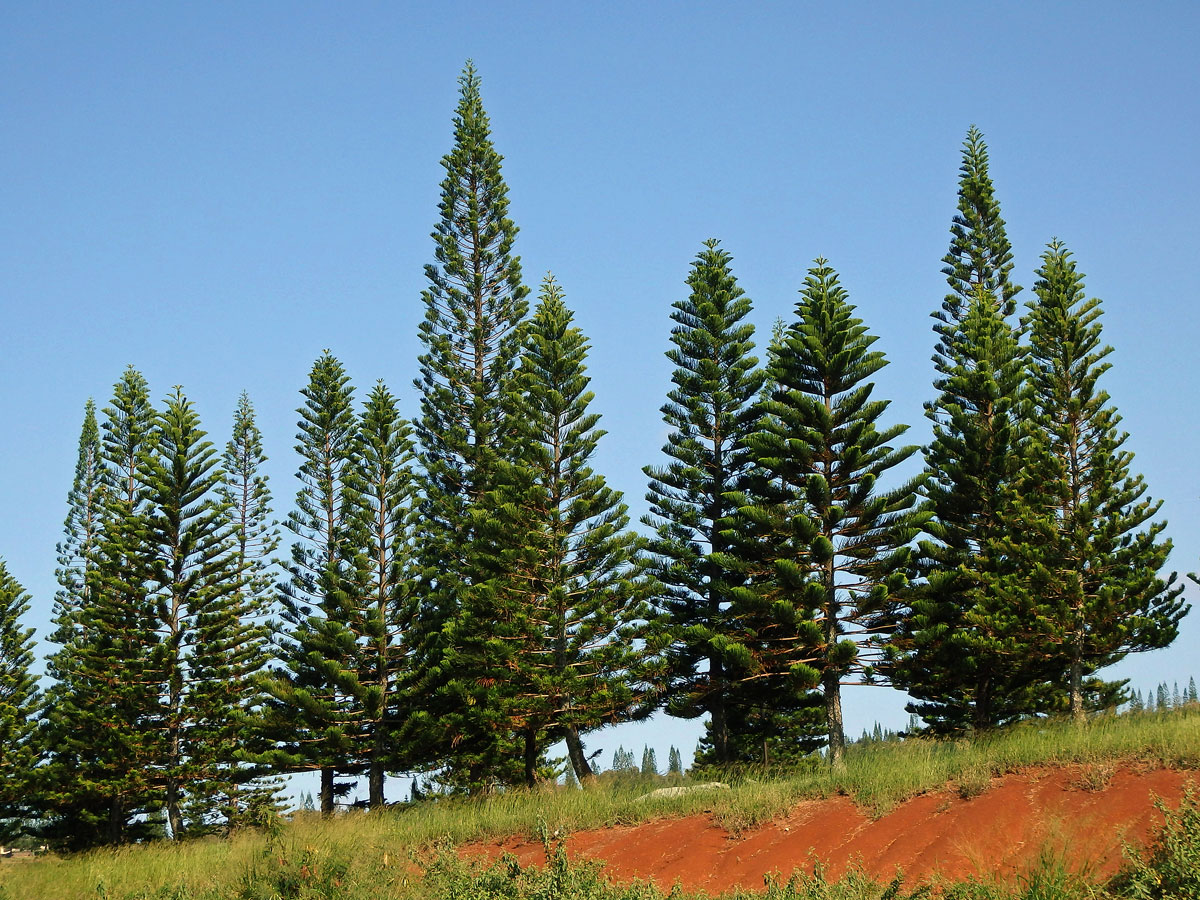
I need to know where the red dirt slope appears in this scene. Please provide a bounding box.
[477,766,1189,892]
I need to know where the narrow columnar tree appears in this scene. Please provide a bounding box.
[142,387,266,837]
[342,381,418,807]
[409,61,530,790]
[667,746,683,776]
[643,239,765,765]
[220,392,279,623]
[214,391,282,823]
[744,260,925,766]
[0,561,38,841]
[891,130,1056,733]
[1027,241,1187,720]
[40,367,162,846]
[52,399,105,644]
[505,277,655,785]
[264,352,359,814]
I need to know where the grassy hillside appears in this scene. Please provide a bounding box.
[4,708,1200,900]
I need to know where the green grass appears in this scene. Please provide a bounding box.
[4,707,1199,900]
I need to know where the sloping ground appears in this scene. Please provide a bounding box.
[476,766,1190,892]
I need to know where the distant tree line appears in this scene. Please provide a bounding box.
[0,63,1190,847]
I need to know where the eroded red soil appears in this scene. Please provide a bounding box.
[470,766,1189,892]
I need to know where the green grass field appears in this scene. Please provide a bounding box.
[4,707,1199,900]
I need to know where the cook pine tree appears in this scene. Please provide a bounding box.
[503,276,655,785]
[1026,240,1186,721]
[40,367,161,846]
[264,352,360,814]
[51,399,104,644]
[408,61,531,790]
[643,239,765,766]
[215,392,283,822]
[0,560,38,841]
[892,128,1056,732]
[742,260,925,767]
[341,380,418,807]
[142,388,260,836]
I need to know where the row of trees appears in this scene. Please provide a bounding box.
[0,64,1188,846]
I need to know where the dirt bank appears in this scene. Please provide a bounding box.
[473,765,1190,892]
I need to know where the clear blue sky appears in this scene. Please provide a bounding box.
[3,2,1199,788]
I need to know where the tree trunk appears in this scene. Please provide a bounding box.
[1070,587,1086,724]
[824,669,845,768]
[564,726,594,781]
[973,675,993,732]
[166,778,183,840]
[320,766,334,816]
[106,796,125,844]
[1069,641,1085,724]
[369,743,386,809]
[823,555,845,768]
[709,659,730,764]
[523,729,538,788]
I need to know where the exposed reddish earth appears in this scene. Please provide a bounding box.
[470,766,1191,892]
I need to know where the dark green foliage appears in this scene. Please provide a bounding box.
[39,367,163,846]
[643,239,766,765]
[891,129,1055,733]
[0,560,38,840]
[739,259,924,766]
[408,61,531,791]
[144,387,274,836]
[265,351,360,814]
[342,380,418,806]
[1026,241,1186,720]
[502,276,655,786]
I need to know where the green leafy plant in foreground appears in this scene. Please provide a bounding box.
[1110,783,1200,899]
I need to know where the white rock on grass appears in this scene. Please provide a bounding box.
[635,782,729,802]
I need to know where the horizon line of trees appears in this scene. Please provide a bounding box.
[0,62,1190,848]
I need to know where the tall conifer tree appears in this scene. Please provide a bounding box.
[1027,241,1187,720]
[505,276,654,785]
[743,261,924,766]
[141,387,263,837]
[643,240,765,765]
[213,391,283,823]
[342,381,418,807]
[409,62,530,790]
[0,560,38,841]
[53,399,105,643]
[265,352,360,813]
[41,367,161,846]
[891,130,1054,732]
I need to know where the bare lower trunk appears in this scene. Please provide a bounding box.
[1070,597,1086,724]
[320,766,334,816]
[369,745,386,809]
[824,670,845,769]
[564,726,594,781]
[107,796,125,844]
[709,659,730,764]
[1070,650,1085,724]
[973,676,993,732]
[166,778,183,839]
[523,729,538,788]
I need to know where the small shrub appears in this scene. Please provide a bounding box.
[1110,782,1200,898]
[1071,762,1116,793]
